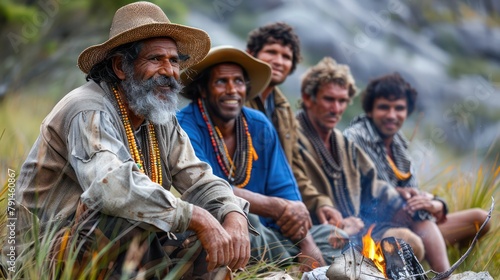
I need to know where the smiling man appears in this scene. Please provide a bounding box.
[177,46,345,270]
[295,58,427,261]
[343,73,490,273]
[245,22,347,234]
[16,2,251,279]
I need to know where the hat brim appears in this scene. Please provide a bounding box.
[180,46,271,101]
[78,23,211,74]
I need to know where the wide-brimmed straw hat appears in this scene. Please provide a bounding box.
[77,1,211,74]
[180,45,271,100]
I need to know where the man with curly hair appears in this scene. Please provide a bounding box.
[245,22,345,229]
[344,73,490,272]
[296,58,426,261]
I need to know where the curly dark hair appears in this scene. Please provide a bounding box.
[361,73,418,115]
[85,41,144,84]
[246,22,301,74]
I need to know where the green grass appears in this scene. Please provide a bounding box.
[1,94,498,279]
[417,157,500,277]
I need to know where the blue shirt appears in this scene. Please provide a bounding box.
[177,102,301,229]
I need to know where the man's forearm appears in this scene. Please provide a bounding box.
[233,187,285,220]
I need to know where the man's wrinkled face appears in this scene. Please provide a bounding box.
[121,37,183,125]
[367,97,408,139]
[202,63,247,125]
[303,82,349,135]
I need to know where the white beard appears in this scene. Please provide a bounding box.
[120,69,182,125]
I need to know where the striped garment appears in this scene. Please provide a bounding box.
[343,114,435,222]
[343,114,418,188]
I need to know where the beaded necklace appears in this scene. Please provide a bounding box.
[111,86,162,185]
[386,155,411,181]
[197,98,257,188]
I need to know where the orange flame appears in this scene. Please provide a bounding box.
[361,225,386,276]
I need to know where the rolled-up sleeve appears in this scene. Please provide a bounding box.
[69,110,192,233]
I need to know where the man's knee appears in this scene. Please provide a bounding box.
[382,227,425,261]
[469,208,490,234]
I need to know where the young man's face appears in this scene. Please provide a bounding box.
[367,97,408,139]
[202,63,247,124]
[253,43,293,86]
[303,82,350,135]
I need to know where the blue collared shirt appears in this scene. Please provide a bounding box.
[177,102,301,229]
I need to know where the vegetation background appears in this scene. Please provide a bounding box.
[0,0,498,279]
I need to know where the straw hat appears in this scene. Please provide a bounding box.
[180,45,271,100]
[77,1,211,74]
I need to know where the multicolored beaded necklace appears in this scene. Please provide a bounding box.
[197,98,258,188]
[386,155,411,181]
[112,86,162,185]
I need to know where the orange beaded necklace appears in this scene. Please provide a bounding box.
[386,155,411,181]
[112,86,162,185]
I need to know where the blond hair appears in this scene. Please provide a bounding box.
[301,57,357,103]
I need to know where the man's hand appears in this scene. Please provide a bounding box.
[396,187,419,200]
[221,212,251,270]
[342,216,364,236]
[275,200,312,241]
[188,206,234,272]
[316,205,343,226]
[405,192,443,217]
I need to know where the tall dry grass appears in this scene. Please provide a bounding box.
[427,161,500,277]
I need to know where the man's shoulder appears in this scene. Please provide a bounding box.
[241,107,276,140]
[242,106,272,126]
[55,82,109,113]
[177,102,197,121]
[39,81,113,136]
[176,102,204,136]
[343,114,374,142]
[47,82,109,119]
[333,128,346,141]
[273,87,292,107]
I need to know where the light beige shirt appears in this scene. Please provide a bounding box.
[17,81,248,233]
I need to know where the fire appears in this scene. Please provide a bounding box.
[361,225,386,276]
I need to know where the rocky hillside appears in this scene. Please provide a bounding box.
[186,0,500,167]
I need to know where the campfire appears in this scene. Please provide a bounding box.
[361,225,385,275]
[326,225,427,280]
[303,200,493,280]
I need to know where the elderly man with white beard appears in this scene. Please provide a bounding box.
[15,2,251,279]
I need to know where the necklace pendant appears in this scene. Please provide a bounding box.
[137,163,142,169]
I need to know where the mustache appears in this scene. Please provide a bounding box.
[143,75,183,93]
[326,113,340,118]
